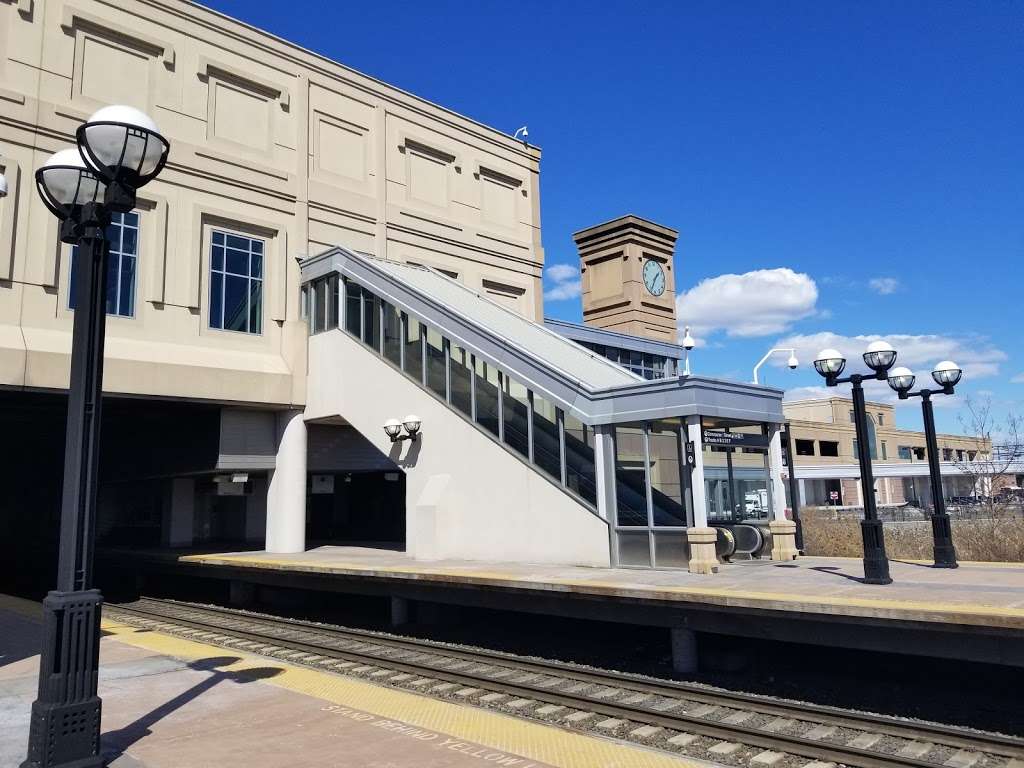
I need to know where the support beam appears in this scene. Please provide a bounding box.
[162,478,195,547]
[266,410,307,553]
[390,596,409,627]
[768,424,798,561]
[684,416,718,574]
[670,627,698,674]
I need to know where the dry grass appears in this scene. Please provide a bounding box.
[800,507,1024,562]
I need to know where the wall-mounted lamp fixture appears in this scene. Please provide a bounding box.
[383,414,421,443]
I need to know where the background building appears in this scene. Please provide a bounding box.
[1,0,795,585]
[783,397,990,510]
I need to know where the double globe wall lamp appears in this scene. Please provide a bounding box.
[383,415,422,443]
[887,361,963,568]
[813,341,898,585]
[25,105,169,768]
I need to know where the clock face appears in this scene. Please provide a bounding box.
[642,259,666,296]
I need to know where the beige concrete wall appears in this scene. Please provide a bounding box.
[575,216,678,342]
[0,0,543,407]
[785,398,989,468]
[305,330,611,567]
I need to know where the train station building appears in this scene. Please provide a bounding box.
[0,0,843,584]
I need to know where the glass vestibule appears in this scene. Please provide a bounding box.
[612,418,691,568]
[701,417,772,524]
[303,274,598,511]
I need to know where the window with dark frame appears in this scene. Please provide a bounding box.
[209,230,264,334]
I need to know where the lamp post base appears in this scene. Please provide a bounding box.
[21,590,104,768]
[930,513,959,568]
[859,518,893,584]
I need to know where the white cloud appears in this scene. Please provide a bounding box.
[676,268,818,340]
[1012,373,1024,384]
[784,385,833,402]
[543,263,580,302]
[869,276,900,295]
[776,331,1007,381]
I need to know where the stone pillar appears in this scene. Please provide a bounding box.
[266,410,307,553]
[685,416,718,574]
[592,425,617,524]
[162,478,195,548]
[670,627,698,674]
[768,425,797,561]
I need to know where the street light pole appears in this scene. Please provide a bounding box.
[814,342,897,585]
[848,374,891,584]
[24,106,169,768]
[887,362,962,568]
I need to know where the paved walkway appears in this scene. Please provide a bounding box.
[0,595,705,768]
[165,547,1024,629]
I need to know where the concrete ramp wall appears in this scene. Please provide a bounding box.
[306,330,611,567]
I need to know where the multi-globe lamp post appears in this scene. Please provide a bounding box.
[886,361,963,568]
[24,105,169,768]
[813,341,898,584]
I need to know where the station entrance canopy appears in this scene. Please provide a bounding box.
[300,247,788,572]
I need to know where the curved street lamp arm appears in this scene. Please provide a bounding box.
[752,347,796,385]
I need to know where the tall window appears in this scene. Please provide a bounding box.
[209,230,263,334]
[69,211,139,317]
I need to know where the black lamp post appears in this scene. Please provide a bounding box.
[886,361,963,568]
[24,105,168,768]
[813,342,897,585]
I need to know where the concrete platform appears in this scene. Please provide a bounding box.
[106,547,1024,667]
[0,595,704,768]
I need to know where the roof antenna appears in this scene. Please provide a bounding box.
[513,125,529,144]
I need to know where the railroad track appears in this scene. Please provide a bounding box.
[107,598,1024,768]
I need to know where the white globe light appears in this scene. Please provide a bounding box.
[932,360,962,387]
[813,348,846,378]
[382,418,402,439]
[35,148,106,219]
[887,366,916,393]
[787,353,799,369]
[0,171,8,198]
[863,340,897,372]
[682,327,695,351]
[77,105,169,188]
[402,415,422,435]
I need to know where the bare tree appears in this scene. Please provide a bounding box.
[953,395,1023,516]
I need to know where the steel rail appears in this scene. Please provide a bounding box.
[107,599,1024,768]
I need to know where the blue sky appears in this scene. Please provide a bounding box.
[204,0,1022,434]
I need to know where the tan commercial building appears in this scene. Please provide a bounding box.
[1,0,798,580]
[783,397,989,510]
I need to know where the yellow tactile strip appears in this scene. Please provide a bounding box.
[177,553,1024,629]
[101,618,701,768]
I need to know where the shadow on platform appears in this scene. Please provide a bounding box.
[101,656,283,762]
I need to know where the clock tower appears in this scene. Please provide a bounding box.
[573,215,678,341]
